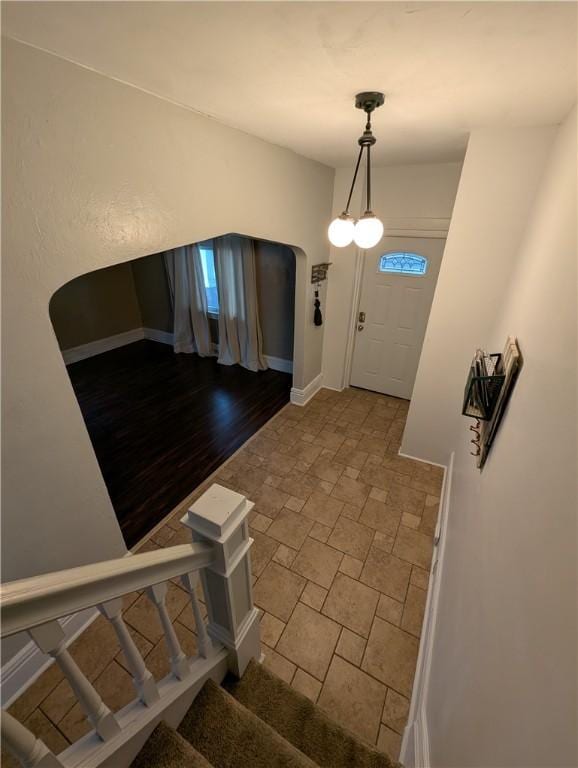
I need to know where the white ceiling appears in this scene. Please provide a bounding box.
[3,1,577,167]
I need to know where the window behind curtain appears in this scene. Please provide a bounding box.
[199,245,219,313]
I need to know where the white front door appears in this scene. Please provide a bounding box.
[350,236,445,399]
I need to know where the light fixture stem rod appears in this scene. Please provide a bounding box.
[366,143,372,213]
[344,145,365,215]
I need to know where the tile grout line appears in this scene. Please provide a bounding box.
[10,388,440,758]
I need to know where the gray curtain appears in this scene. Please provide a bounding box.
[164,245,212,356]
[213,235,267,372]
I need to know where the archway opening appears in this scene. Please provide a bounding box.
[49,235,296,547]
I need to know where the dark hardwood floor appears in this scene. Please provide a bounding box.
[67,340,292,548]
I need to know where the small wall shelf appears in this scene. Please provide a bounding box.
[462,352,505,421]
[311,263,332,284]
[463,337,522,469]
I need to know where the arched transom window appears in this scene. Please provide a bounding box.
[378,252,428,276]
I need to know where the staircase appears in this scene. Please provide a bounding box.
[132,660,399,768]
[0,483,400,768]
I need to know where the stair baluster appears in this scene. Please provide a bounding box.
[1,710,63,767]
[181,571,212,658]
[28,621,120,742]
[146,583,191,680]
[1,528,222,768]
[98,598,160,705]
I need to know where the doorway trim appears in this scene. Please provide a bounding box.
[341,217,451,392]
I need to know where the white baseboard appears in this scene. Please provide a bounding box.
[290,372,324,406]
[142,327,174,346]
[62,329,293,376]
[264,355,293,374]
[62,328,146,364]
[412,710,431,768]
[62,327,175,364]
[400,451,454,768]
[398,449,448,471]
[1,608,99,708]
[62,327,176,364]
[167,342,291,374]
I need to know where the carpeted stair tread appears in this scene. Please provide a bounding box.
[178,678,318,768]
[131,721,214,768]
[224,659,402,768]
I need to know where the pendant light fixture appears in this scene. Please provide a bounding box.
[328,92,385,249]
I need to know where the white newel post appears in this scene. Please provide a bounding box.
[181,483,260,677]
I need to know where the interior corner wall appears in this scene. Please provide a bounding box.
[410,109,577,767]
[1,36,334,597]
[50,261,143,350]
[131,253,173,334]
[255,241,296,362]
[401,128,557,465]
[322,162,463,391]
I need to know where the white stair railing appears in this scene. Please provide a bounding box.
[1,544,214,637]
[0,483,261,768]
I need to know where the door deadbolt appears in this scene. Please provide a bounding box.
[358,311,366,323]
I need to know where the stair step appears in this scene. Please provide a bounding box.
[178,678,318,768]
[131,721,214,768]
[224,659,401,768]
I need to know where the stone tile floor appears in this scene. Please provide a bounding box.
[4,387,443,765]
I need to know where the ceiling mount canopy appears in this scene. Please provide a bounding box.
[328,92,385,249]
[355,91,385,113]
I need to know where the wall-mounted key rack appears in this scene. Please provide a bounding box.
[462,352,505,421]
[462,337,522,469]
[311,263,332,284]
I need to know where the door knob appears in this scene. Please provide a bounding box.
[357,324,364,331]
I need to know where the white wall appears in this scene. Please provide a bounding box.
[322,162,462,390]
[412,109,577,766]
[402,129,556,464]
[1,37,334,595]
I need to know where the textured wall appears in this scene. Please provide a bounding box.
[409,112,577,767]
[402,130,555,465]
[2,37,333,596]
